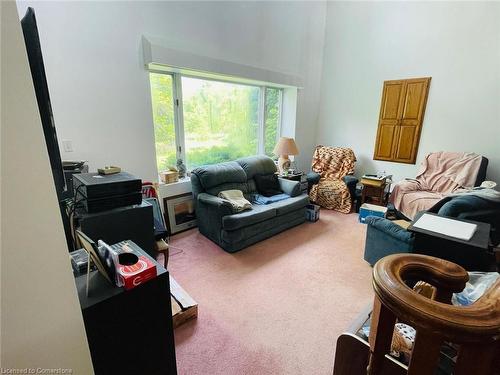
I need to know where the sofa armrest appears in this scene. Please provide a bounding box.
[198,193,234,216]
[278,178,301,197]
[364,216,415,266]
[196,193,234,244]
[343,175,358,186]
[343,175,358,199]
[365,216,414,243]
[306,172,321,185]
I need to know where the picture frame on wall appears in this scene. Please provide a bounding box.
[163,193,197,234]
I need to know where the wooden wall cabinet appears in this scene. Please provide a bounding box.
[373,77,431,164]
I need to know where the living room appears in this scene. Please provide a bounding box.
[1,1,499,374]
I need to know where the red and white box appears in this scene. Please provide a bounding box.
[117,254,157,290]
[99,239,158,290]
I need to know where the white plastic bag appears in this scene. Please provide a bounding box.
[452,272,499,306]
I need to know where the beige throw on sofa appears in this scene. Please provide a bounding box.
[390,151,482,219]
[218,190,252,213]
[309,146,356,213]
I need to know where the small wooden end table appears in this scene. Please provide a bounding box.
[278,172,303,182]
[360,182,388,206]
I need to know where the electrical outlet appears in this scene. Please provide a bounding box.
[62,140,73,152]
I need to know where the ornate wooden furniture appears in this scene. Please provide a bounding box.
[333,254,500,375]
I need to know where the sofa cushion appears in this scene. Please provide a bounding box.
[206,182,249,197]
[222,204,276,231]
[221,209,305,244]
[254,173,282,197]
[268,194,309,216]
[192,161,247,190]
[247,179,258,194]
[237,155,277,179]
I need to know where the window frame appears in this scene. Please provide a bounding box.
[150,71,283,173]
[263,86,283,157]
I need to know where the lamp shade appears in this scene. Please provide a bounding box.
[273,137,299,156]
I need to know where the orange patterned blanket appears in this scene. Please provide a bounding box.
[309,146,356,213]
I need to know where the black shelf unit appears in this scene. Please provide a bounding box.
[75,261,177,375]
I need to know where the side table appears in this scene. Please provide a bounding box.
[279,172,302,181]
[408,211,494,271]
[360,182,389,206]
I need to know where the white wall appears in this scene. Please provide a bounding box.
[12,1,500,184]
[317,2,500,183]
[16,1,326,181]
[1,1,93,372]
[0,1,3,363]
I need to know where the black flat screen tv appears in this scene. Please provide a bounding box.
[21,7,74,251]
[21,7,66,198]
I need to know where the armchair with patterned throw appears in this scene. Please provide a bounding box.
[307,145,357,213]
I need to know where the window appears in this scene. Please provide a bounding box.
[149,72,283,174]
[182,77,260,170]
[264,87,281,157]
[150,73,176,172]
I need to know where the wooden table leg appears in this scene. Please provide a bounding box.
[155,239,169,269]
[367,296,397,374]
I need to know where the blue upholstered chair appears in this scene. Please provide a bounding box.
[363,216,415,266]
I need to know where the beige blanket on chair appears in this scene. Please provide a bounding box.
[390,152,482,219]
[218,190,252,213]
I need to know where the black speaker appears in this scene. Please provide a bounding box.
[76,270,177,375]
[62,163,88,200]
[77,201,155,258]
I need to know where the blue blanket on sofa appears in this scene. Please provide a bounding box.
[252,193,290,205]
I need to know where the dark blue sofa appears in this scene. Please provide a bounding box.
[191,155,309,253]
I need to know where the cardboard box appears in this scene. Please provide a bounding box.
[170,276,198,328]
[101,240,158,290]
[306,203,320,222]
[160,170,179,184]
[117,254,157,291]
[359,203,387,223]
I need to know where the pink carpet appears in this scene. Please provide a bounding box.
[168,210,374,375]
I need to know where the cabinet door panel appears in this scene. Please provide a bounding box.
[375,123,397,160]
[374,80,406,160]
[380,82,404,120]
[402,80,428,120]
[397,78,431,163]
[394,125,417,161]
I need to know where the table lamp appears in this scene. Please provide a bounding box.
[273,137,299,175]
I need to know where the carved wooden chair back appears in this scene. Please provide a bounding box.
[367,254,500,375]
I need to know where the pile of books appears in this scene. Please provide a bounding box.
[70,248,96,275]
[361,174,387,187]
